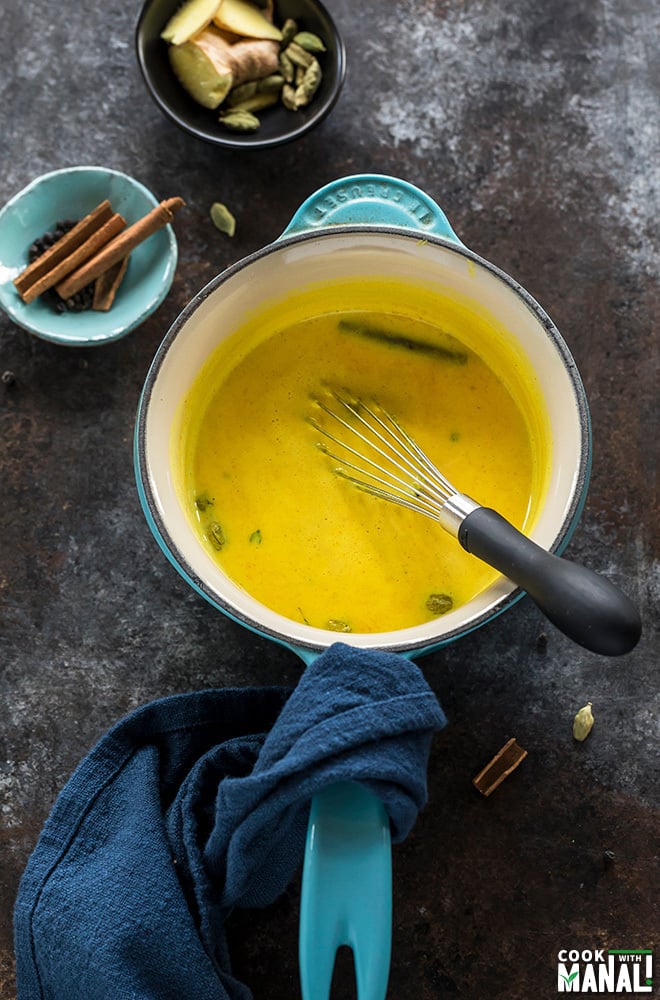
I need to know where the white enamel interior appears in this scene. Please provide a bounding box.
[139,229,588,655]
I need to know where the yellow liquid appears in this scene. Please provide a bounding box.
[173,277,551,633]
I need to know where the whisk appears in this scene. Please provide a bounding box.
[309,391,641,656]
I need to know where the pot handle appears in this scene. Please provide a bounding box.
[281,173,464,245]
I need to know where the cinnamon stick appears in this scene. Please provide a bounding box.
[93,257,129,312]
[21,213,126,304]
[14,200,113,299]
[472,738,527,797]
[56,197,185,300]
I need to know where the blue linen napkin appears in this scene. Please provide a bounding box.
[14,642,446,1000]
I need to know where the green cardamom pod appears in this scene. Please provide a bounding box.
[280,17,298,46]
[257,73,285,93]
[226,80,258,106]
[207,521,226,549]
[281,82,301,110]
[425,593,454,615]
[210,202,236,237]
[326,619,352,633]
[573,702,595,741]
[279,50,295,83]
[293,30,327,53]
[228,76,284,110]
[295,58,322,105]
[194,493,213,511]
[226,91,280,114]
[285,41,314,68]
[219,109,260,132]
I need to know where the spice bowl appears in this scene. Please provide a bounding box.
[0,166,178,346]
[136,0,346,149]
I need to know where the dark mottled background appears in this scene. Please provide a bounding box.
[1,0,658,997]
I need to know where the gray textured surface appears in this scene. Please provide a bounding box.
[1,0,658,997]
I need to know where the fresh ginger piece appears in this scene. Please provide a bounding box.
[213,0,282,41]
[169,27,235,107]
[225,35,280,84]
[212,26,244,43]
[169,25,279,108]
[161,0,222,46]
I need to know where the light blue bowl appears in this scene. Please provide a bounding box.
[0,166,178,346]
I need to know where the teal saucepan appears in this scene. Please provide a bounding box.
[134,173,640,660]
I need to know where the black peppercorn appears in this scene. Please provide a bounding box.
[28,220,95,313]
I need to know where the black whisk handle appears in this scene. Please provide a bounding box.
[458,507,642,656]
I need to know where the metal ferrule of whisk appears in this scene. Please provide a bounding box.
[437,491,481,536]
[309,390,480,536]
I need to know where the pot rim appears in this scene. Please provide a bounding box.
[135,223,592,657]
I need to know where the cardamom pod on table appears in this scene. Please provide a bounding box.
[210,202,236,237]
[573,702,595,741]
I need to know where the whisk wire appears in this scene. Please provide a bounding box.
[331,455,445,520]
[312,425,443,518]
[355,399,456,500]
[311,392,457,521]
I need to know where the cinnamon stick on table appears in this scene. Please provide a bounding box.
[472,738,528,797]
[56,197,185,300]
[14,200,113,301]
[20,213,126,304]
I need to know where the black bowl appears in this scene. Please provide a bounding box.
[136,0,346,149]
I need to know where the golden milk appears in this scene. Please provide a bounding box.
[173,277,551,633]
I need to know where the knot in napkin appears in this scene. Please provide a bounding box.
[14,642,446,1000]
